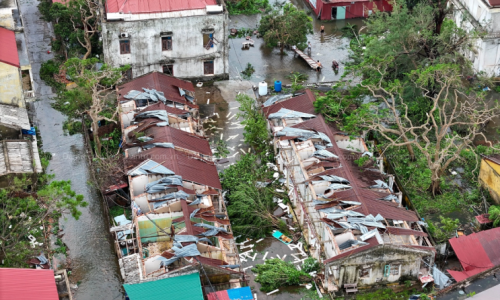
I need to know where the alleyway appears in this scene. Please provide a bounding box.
[18,0,124,299]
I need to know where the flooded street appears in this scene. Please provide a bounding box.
[19,0,124,299]
[229,0,363,84]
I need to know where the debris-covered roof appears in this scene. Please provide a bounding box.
[127,147,221,189]
[263,89,316,116]
[127,125,212,156]
[118,72,197,108]
[0,268,59,300]
[0,104,31,130]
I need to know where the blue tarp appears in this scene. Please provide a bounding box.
[22,127,36,135]
[227,287,253,300]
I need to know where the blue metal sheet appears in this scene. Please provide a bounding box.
[227,287,253,300]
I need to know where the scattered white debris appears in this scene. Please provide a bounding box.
[256,238,264,243]
[276,254,281,260]
[282,254,286,260]
[240,244,254,250]
[207,99,210,104]
[230,107,239,110]
[220,133,223,139]
[227,112,232,118]
[251,253,257,261]
[276,189,284,193]
[243,266,253,271]
[262,252,268,260]
[240,149,246,154]
[267,289,279,295]
[305,283,313,290]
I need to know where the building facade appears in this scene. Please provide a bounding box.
[305,0,393,20]
[452,0,500,75]
[101,0,229,81]
[263,91,435,293]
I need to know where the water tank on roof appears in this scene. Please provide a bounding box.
[259,81,268,96]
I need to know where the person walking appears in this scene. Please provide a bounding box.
[307,42,312,53]
[316,60,322,72]
[320,25,325,34]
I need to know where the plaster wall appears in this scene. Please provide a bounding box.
[102,12,229,80]
[479,159,500,204]
[0,62,24,108]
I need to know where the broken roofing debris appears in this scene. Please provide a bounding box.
[109,72,245,294]
[263,89,437,293]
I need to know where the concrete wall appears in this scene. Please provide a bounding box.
[0,62,24,108]
[102,12,229,80]
[479,159,500,204]
[327,245,431,287]
[452,0,500,75]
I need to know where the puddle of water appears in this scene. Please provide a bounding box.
[229,1,365,84]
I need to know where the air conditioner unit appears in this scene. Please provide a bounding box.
[120,33,129,38]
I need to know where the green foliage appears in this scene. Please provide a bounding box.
[100,128,123,156]
[355,288,421,300]
[220,154,271,191]
[0,176,86,267]
[229,28,255,39]
[62,120,83,135]
[212,139,230,159]
[301,257,320,274]
[226,0,270,15]
[354,155,371,167]
[286,72,308,95]
[40,59,63,90]
[236,94,272,154]
[54,238,67,255]
[258,4,313,53]
[241,63,255,79]
[253,259,312,292]
[488,205,500,227]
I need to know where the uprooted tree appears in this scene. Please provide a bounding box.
[60,58,129,156]
[258,3,313,54]
[345,62,500,195]
[253,259,313,292]
[0,176,87,267]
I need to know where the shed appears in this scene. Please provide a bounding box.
[0,268,59,300]
[207,286,254,300]
[123,272,204,300]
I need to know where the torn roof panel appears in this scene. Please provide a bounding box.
[386,226,428,237]
[263,89,316,116]
[324,236,380,263]
[118,72,197,108]
[128,159,175,176]
[268,108,316,119]
[0,104,30,130]
[139,102,189,116]
[127,147,221,189]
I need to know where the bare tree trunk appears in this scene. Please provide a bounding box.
[428,168,442,196]
[280,44,284,54]
[91,118,101,156]
[82,34,92,59]
[405,142,416,161]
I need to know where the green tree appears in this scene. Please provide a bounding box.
[0,176,87,267]
[57,58,129,156]
[253,259,312,292]
[235,94,271,154]
[258,3,313,54]
[488,205,500,227]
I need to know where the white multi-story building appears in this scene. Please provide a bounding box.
[452,0,500,75]
[101,0,229,80]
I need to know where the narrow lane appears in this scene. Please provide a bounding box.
[18,0,124,299]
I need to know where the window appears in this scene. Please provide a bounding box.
[120,40,130,54]
[390,264,400,276]
[162,36,172,51]
[203,60,214,75]
[359,267,371,279]
[203,33,214,49]
[163,65,174,76]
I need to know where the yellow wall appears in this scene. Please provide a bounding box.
[479,159,500,205]
[0,62,24,108]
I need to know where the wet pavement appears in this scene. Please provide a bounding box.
[438,272,500,300]
[228,0,364,84]
[19,0,124,299]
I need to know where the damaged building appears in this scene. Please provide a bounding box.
[101,0,229,80]
[110,72,244,296]
[263,90,436,294]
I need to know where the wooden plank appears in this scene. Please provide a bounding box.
[294,48,318,69]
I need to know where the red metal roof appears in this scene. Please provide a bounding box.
[134,125,212,156]
[0,27,20,68]
[106,0,217,14]
[128,147,221,189]
[208,290,230,300]
[447,228,500,281]
[0,268,59,300]
[487,0,500,7]
[263,90,316,117]
[118,72,197,108]
[476,214,492,224]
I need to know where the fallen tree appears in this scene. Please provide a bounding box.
[253,258,313,292]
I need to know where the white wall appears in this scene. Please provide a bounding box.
[102,11,229,80]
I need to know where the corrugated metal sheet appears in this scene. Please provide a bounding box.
[207,287,254,300]
[386,226,428,237]
[128,147,221,189]
[263,90,316,117]
[0,27,20,68]
[118,72,197,108]
[123,272,204,300]
[0,268,59,300]
[138,126,212,156]
[207,290,230,300]
[106,0,217,14]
